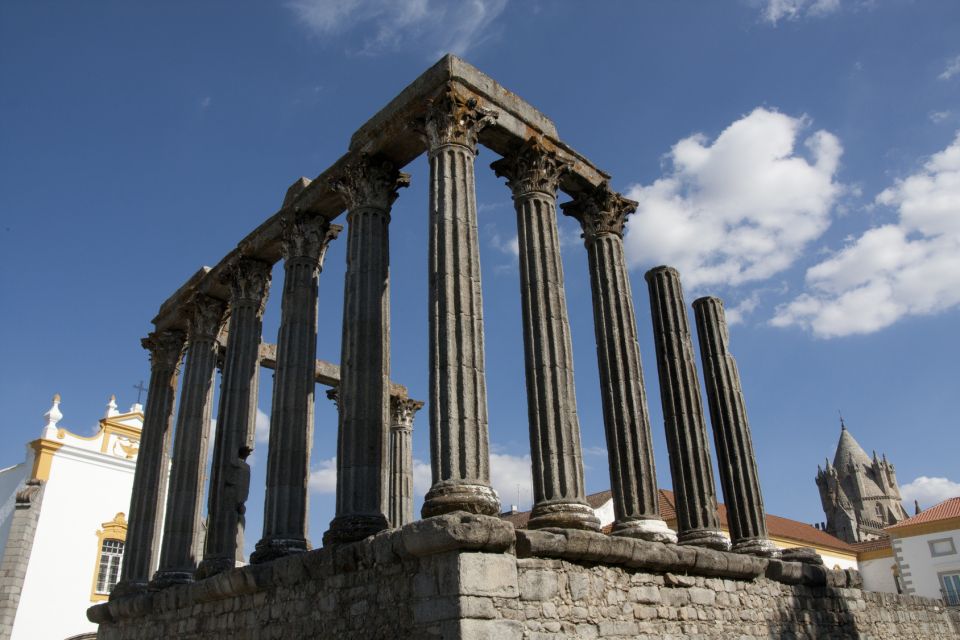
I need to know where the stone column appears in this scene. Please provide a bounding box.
[113,329,185,597]
[197,258,272,578]
[420,86,500,518]
[389,396,423,528]
[491,138,599,531]
[153,293,227,586]
[324,157,409,545]
[252,213,340,563]
[693,296,777,556]
[645,266,728,550]
[561,184,674,542]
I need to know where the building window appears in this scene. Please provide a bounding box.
[95,539,124,593]
[90,512,127,602]
[941,572,960,607]
[929,537,957,557]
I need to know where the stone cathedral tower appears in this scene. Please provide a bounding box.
[816,419,909,543]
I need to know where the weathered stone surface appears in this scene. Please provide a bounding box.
[389,396,424,528]
[645,266,728,551]
[400,513,515,558]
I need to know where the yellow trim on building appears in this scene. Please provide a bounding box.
[886,517,960,539]
[89,513,128,602]
[29,439,63,481]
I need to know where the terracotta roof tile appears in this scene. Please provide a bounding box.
[886,496,960,530]
[849,537,892,553]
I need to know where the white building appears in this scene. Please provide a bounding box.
[0,395,143,640]
[886,496,960,605]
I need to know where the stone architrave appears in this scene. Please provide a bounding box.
[644,266,728,550]
[561,185,674,542]
[388,397,424,528]
[492,138,599,532]
[252,213,341,563]
[197,258,272,578]
[324,157,409,545]
[419,85,500,518]
[113,329,186,597]
[153,294,227,587]
[693,296,778,557]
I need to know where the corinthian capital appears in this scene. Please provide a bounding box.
[141,329,187,371]
[330,156,411,211]
[390,396,424,430]
[226,258,272,315]
[491,137,571,198]
[280,212,342,264]
[421,84,497,153]
[560,183,638,240]
[188,293,228,342]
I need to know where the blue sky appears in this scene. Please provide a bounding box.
[1,1,958,556]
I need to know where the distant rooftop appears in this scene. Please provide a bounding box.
[887,496,960,530]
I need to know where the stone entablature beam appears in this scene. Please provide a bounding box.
[153,293,228,587]
[561,184,674,543]
[252,214,341,564]
[491,137,599,532]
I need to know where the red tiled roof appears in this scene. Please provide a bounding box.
[849,537,892,554]
[501,488,854,552]
[886,496,960,530]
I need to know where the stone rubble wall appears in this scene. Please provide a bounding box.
[90,515,958,639]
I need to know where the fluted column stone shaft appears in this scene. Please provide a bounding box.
[694,296,777,557]
[645,266,728,550]
[561,185,674,542]
[324,158,409,545]
[114,329,186,596]
[420,86,500,518]
[389,397,423,528]
[252,214,340,563]
[197,258,271,578]
[153,294,227,586]
[492,139,599,531]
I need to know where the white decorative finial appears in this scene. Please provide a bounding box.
[42,394,63,438]
[105,394,119,418]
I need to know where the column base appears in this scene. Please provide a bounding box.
[322,513,389,546]
[612,517,677,543]
[779,546,824,565]
[528,500,601,531]
[732,537,780,558]
[149,569,195,590]
[677,528,731,551]
[109,579,148,600]
[421,481,501,518]
[250,536,308,564]
[195,556,237,580]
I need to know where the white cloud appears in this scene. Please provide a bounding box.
[758,0,841,24]
[724,291,762,325]
[200,96,212,109]
[490,452,533,511]
[939,55,960,81]
[900,476,960,510]
[308,456,338,494]
[286,0,507,57]
[624,108,843,290]
[772,132,960,337]
[413,459,432,497]
[490,231,519,257]
[254,407,270,444]
[930,110,953,124]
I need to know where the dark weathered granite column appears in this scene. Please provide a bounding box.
[492,138,599,531]
[197,258,272,578]
[153,294,227,586]
[252,213,340,563]
[324,158,409,545]
[113,329,185,597]
[389,397,423,528]
[694,296,778,557]
[420,86,500,518]
[645,266,728,550]
[561,184,674,542]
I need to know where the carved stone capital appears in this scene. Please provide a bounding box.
[390,397,424,430]
[280,212,342,264]
[421,84,497,153]
[560,183,638,240]
[330,156,410,212]
[325,387,340,412]
[226,258,272,316]
[141,329,187,371]
[188,293,228,342]
[491,137,571,198]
